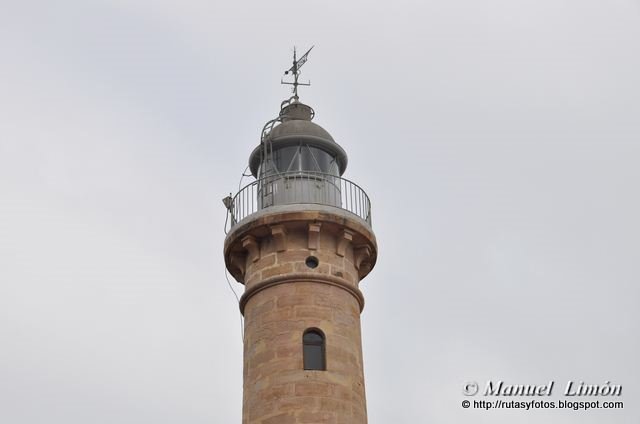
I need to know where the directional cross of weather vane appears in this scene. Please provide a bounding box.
[281,46,314,100]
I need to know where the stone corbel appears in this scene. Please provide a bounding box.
[354,245,372,271]
[271,224,287,252]
[308,223,322,250]
[336,229,353,257]
[228,252,246,283]
[242,235,260,263]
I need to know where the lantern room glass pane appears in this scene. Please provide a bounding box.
[267,143,339,175]
[273,146,299,172]
[300,146,338,175]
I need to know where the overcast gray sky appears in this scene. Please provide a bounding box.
[1,0,639,423]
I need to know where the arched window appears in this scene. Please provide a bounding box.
[303,329,326,371]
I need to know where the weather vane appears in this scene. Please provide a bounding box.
[281,46,314,101]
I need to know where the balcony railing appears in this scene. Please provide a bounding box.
[226,171,372,230]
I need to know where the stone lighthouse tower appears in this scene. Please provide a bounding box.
[223,48,377,424]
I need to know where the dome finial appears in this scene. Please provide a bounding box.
[281,45,314,102]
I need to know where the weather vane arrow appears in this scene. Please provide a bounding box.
[282,45,314,100]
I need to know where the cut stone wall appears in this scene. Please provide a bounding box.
[242,282,366,424]
[224,210,377,424]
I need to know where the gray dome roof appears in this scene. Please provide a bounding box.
[267,119,335,142]
[249,103,348,177]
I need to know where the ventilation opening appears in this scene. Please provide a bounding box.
[305,256,319,269]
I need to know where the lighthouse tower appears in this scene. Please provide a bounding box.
[223,48,377,424]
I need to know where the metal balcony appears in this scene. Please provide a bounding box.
[226,171,372,230]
